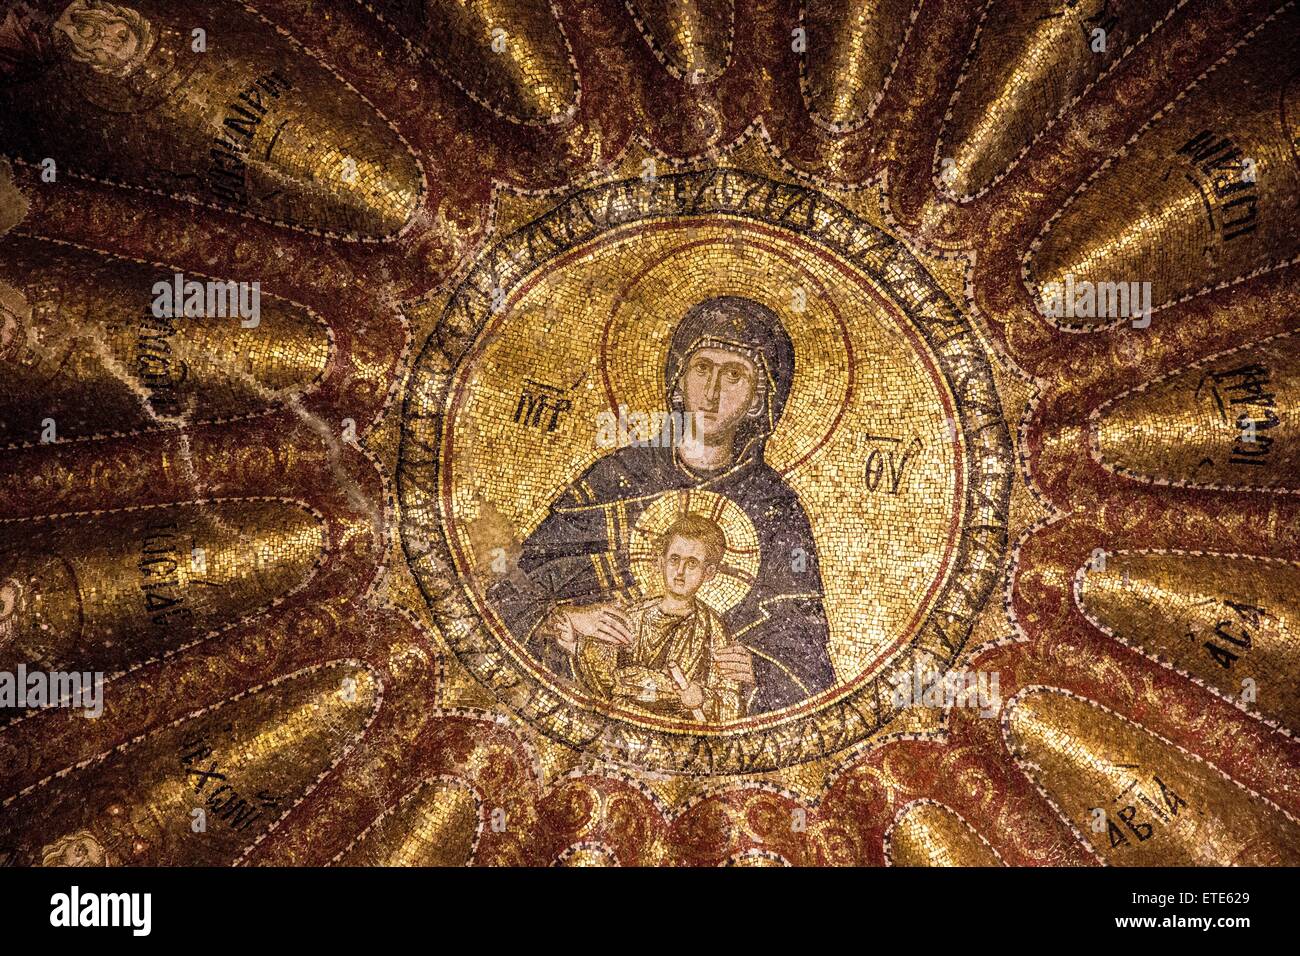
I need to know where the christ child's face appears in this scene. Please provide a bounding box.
[680,346,758,443]
[660,534,718,600]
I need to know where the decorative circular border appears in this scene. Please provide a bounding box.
[398,169,1014,774]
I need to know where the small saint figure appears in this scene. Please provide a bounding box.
[53,0,156,77]
[559,513,745,722]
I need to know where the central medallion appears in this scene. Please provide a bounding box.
[399,167,1015,773]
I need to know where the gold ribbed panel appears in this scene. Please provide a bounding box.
[1079,551,1300,732]
[1005,688,1300,865]
[803,0,915,131]
[1029,5,1300,321]
[1094,336,1299,489]
[0,500,325,673]
[0,238,330,444]
[376,0,577,123]
[626,0,732,83]
[0,0,421,237]
[940,0,1176,198]
[335,777,480,866]
[2,662,379,866]
[887,799,1003,866]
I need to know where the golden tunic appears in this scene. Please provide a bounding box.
[574,596,744,722]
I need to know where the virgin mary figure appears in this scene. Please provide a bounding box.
[488,295,835,715]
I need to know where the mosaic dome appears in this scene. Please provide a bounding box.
[0,0,1297,866]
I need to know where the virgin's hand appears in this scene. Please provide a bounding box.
[548,611,577,653]
[713,645,755,684]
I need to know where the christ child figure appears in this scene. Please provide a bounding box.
[570,513,745,722]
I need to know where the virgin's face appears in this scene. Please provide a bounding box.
[679,346,758,443]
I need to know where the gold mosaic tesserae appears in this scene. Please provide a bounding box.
[0,0,1297,869]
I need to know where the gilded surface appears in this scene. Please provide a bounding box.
[1092,332,1299,489]
[1029,3,1300,320]
[885,799,1003,866]
[1077,551,1300,731]
[0,0,1297,866]
[0,237,332,443]
[802,0,916,132]
[938,0,1180,200]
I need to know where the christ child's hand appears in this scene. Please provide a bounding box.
[679,681,705,711]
